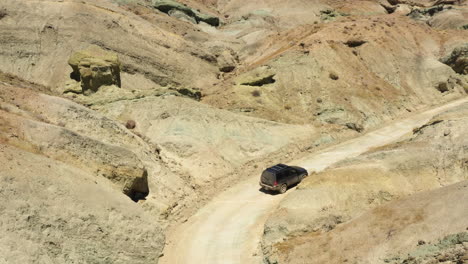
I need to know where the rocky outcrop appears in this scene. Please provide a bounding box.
[0,83,152,200]
[1,105,149,201]
[210,46,239,73]
[152,0,220,26]
[441,45,468,75]
[407,4,468,29]
[0,144,164,264]
[68,45,121,95]
[385,232,468,264]
[236,66,276,86]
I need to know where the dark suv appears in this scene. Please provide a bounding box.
[259,164,308,194]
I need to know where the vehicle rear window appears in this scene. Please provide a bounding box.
[261,170,275,184]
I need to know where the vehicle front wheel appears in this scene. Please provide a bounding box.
[279,184,287,194]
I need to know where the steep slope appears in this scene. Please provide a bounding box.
[204,6,468,126]
[97,95,315,186]
[160,97,468,264]
[0,144,165,264]
[271,180,468,264]
[0,0,467,262]
[263,101,468,264]
[0,0,224,90]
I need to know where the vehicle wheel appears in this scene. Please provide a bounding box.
[279,184,287,194]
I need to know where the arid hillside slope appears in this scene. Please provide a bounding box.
[0,0,467,263]
[203,0,468,127]
[0,144,165,264]
[0,0,225,90]
[263,101,468,264]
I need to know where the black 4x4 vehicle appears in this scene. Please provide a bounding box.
[259,164,308,194]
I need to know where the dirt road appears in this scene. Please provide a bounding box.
[159,97,468,264]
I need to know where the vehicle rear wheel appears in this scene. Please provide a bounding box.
[279,184,287,194]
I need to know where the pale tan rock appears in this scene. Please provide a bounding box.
[68,45,121,94]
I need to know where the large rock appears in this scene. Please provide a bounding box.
[441,45,468,75]
[68,45,121,95]
[210,46,239,73]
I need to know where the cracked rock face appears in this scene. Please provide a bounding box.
[68,45,121,95]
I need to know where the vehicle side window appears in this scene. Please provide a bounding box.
[289,169,296,176]
[277,172,285,181]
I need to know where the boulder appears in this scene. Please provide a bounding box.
[218,51,237,72]
[441,45,468,75]
[68,45,121,94]
[210,46,238,72]
[236,66,276,86]
[394,4,412,15]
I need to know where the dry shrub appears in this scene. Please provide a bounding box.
[251,90,261,97]
[329,72,339,80]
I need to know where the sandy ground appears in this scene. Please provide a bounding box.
[159,97,468,264]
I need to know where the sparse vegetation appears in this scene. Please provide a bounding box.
[344,39,367,48]
[329,72,339,80]
[0,9,7,20]
[251,90,261,97]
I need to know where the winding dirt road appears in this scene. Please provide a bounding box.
[159,97,468,264]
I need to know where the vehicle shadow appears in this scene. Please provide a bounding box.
[258,182,301,195]
[258,188,279,195]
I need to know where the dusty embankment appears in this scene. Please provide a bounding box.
[160,97,468,264]
[0,75,167,263]
[0,0,467,262]
[0,144,165,263]
[263,100,468,264]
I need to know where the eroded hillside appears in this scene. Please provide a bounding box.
[0,0,467,263]
[263,101,468,264]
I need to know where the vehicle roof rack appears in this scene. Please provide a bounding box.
[267,163,288,172]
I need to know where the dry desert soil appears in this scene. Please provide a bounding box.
[0,0,467,263]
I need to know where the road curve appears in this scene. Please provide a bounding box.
[159,97,468,264]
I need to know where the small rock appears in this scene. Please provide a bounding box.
[329,72,339,80]
[345,122,364,133]
[436,82,449,93]
[126,120,136,129]
[344,38,367,48]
